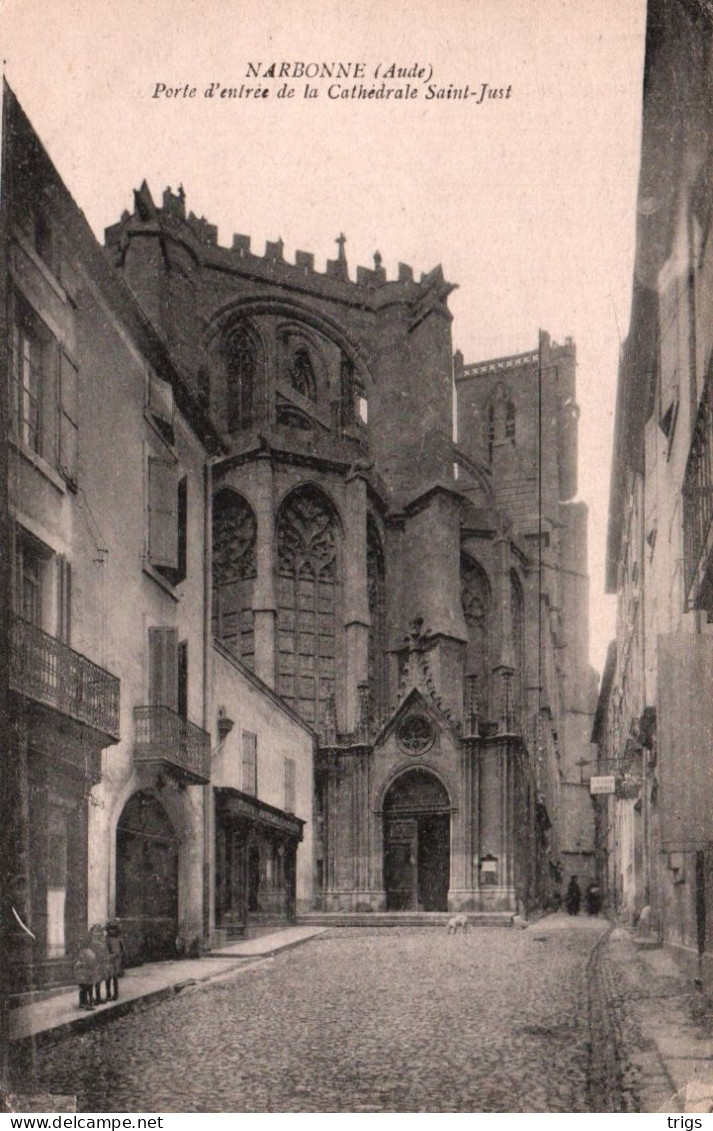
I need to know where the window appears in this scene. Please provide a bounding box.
[276,486,340,725]
[11,298,79,483]
[367,518,386,726]
[177,640,188,720]
[511,571,525,712]
[225,325,256,432]
[284,757,296,814]
[487,403,495,462]
[148,626,179,711]
[15,533,46,626]
[13,529,70,639]
[461,554,491,717]
[242,731,257,796]
[147,458,187,585]
[212,490,256,668]
[12,317,43,453]
[505,400,516,442]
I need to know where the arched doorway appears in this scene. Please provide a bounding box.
[383,769,450,911]
[116,792,178,964]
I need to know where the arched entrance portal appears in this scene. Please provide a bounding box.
[116,792,178,964]
[383,769,450,911]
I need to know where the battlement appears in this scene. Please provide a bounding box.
[454,336,575,383]
[105,183,444,298]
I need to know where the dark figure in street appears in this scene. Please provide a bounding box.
[74,933,101,1011]
[565,875,581,915]
[89,923,111,1005]
[105,919,126,1001]
[586,882,602,916]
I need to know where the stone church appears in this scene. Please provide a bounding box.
[105,187,597,916]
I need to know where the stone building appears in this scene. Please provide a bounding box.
[106,157,598,913]
[1,75,598,991]
[0,85,313,990]
[596,0,713,982]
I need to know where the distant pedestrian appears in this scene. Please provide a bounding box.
[586,882,602,916]
[89,923,111,1005]
[565,875,581,916]
[74,933,101,1011]
[105,919,126,1002]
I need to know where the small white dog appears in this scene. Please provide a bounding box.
[447,913,469,935]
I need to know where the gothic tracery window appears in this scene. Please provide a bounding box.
[276,486,340,725]
[224,325,256,432]
[367,518,387,726]
[461,553,491,717]
[212,490,257,668]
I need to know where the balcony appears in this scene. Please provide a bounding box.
[134,705,211,785]
[684,380,713,610]
[10,615,120,742]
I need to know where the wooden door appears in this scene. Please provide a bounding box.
[384,818,419,910]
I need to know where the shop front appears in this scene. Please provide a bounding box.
[214,788,304,938]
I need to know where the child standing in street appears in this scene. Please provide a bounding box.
[105,919,126,1002]
[74,933,100,1011]
[88,923,111,1006]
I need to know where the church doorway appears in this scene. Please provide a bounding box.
[116,792,179,964]
[383,769,450,911]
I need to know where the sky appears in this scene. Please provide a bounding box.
[0,0,647,676]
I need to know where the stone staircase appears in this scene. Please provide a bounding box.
[296,911,513,928]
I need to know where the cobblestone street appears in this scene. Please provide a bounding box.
[19,917,628,1113]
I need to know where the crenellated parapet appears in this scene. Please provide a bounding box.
[105,182,452,310]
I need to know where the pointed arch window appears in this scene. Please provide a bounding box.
[289,347,316,401]
[511,570,525,714]
[225,325,256,432]
[367,518,387,726]
[461,554,491,717]
[276,486,340,725]
[487,403,495,463]
[212,490,257,668]
[505,400,516,441]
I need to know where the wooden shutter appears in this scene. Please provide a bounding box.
[177,639,188,720]
[177,477,188,583]
[242,731,257,796]
[59,352,78,484]
[57,556,72,644]
[148,627,179,710]
[284,758,296,814]
[148,457,178,570]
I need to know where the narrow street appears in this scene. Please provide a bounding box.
[16,916,650,1113]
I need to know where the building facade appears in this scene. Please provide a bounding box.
[1,86,314,990]
[1,78,598,990]
[597,0,713,982]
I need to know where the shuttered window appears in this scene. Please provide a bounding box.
[242,731,257,796]
[148,626,179,711]
[148,457,179,571]
[59,352,78,485]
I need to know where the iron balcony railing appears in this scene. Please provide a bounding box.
[134,705,211,784]
[684,379,713,607]
[10,615,120,740]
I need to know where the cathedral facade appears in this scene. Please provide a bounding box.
[106,188,597,916]
[2,81,597,996]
